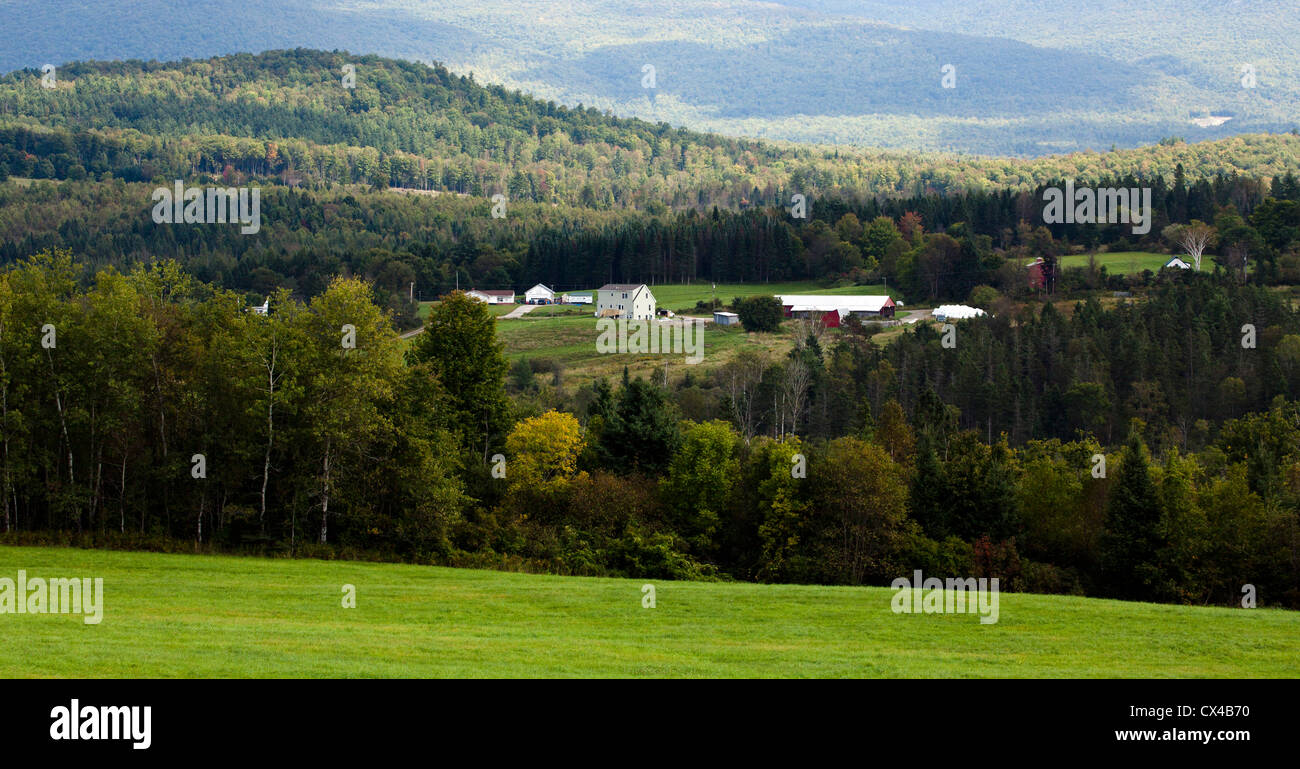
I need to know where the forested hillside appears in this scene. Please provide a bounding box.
[4,1,1298,154]
[4,50,1298,204]
[1,50,1298,321]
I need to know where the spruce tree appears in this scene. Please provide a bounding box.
[1100,429,1164,600]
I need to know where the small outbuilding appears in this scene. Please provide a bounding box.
[713,311,740,326]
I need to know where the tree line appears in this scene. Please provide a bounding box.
[2,252,1296,607]
[3,169,1296,326]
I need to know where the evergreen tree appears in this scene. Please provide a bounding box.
[598,375,681,473]
[1100,429,1165,600]
[409,291,511,461]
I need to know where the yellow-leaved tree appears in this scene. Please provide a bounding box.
[504,410,587,513]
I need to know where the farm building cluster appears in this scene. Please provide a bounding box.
[774,294,896,327]
[464,283,665,320]
[464,284,594,305]
[455,284,998,331]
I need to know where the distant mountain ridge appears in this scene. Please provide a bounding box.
[2,0,1298,156]
[3,49,1298,211]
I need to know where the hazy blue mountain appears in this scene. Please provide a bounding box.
[3,0,1297,155]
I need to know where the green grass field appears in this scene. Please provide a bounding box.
[417,301,514,320]
[2,545,1296,678]
[1059,252,1194,273]
[414,281,893,389]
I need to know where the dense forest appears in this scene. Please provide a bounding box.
[2,165,1296,328]
[1,253,1297,608]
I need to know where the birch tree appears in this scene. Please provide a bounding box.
[1163,221,1215,271]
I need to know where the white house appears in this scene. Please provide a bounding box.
[713,311,741,326]
[1164,256,1192,270]
[249,297,269,315]
[465,289,515,305]
[597,284,657,320]
[524,283,555,304]
[562,291,593,305]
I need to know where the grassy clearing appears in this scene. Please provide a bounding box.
[1060,252,1189,273]
[1,545,1295,678]
[496,314,801,390]
[417,301,518,320]
[489,281,895,388]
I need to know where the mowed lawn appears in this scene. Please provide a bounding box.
[495,315,792,389]
[485,280,893,387]
[1059,252,1192,273]
[2,546,1297,678]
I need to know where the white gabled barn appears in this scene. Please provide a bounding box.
[524,284,555,304]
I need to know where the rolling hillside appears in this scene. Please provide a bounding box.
[3,0,1298,155]
[3,49,1298,207]
[2,545,1296,677]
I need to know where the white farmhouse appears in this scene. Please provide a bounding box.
[1164,256,1192,270]
[596,284,657,320]
[465,289,515,305]
[524,283,555,304]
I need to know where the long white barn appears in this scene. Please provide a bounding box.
[776,294,896,326]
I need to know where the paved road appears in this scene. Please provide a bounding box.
[500,304,539,320]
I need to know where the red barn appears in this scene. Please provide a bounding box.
[778,295,895,325]
[1027,258,1046,291]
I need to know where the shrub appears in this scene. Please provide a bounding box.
[734,295,784,332]
[968,284,1000,308]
